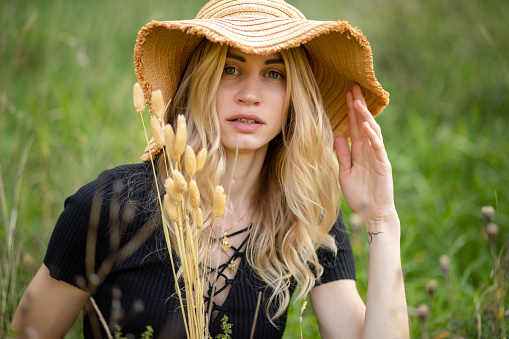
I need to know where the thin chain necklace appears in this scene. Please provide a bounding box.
[220,211,249,253]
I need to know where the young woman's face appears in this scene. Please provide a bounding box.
[216,47,287,154]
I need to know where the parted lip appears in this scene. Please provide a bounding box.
[227,113,264,124]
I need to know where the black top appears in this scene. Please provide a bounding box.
[44,163,356,339]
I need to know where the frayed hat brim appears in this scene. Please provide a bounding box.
[134,15,389,161]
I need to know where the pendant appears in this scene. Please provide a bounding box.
[228,261,236,274]
[222,233,231,253]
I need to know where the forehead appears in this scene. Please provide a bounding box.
[226,47,282,62]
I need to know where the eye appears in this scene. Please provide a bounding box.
[267,70,283,79]
[223,66,237,75]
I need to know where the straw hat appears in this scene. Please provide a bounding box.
[135,0,389,161]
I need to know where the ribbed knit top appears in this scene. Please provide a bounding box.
[44,163,356,339]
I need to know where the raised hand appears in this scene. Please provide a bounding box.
[331,85,409,338]
[334,84,397,228]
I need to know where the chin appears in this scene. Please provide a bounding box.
[221,137,269,154]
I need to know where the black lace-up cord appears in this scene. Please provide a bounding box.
[204,229,251,312]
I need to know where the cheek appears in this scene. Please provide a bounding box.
[271,86,287,120]
[215,85,227,117]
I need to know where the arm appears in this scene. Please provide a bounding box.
[311,216,406,339]
[312,84,409,338]
[12,264,90,339]
[310,279,365,339]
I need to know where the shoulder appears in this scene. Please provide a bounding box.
[45,162,159,285]
[54,162,157,239]
[67,162,153,205]
[94,162,153,191]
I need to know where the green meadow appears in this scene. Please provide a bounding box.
[1,0,508,338]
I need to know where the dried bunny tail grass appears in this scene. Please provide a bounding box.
[188,179,201,210]
[163,124,175,161]
[172,169,188,194]
[164,177,181,202]
[184,145,197,178]
[133,82,145,113]
[150,115,165,148]
[163,194,178,222]
[193,207,203,230]
[151,90,165,120]
[213,185,226,218]
[196,148,207,173]
[172,115,187,162]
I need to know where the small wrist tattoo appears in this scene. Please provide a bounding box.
[367,231,383,244]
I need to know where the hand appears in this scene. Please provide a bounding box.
[334,84,396,228]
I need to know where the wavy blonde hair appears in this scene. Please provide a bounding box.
[157,40,340,321]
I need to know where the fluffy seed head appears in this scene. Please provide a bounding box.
[196,148,208,173]
[164,177,179,201]
[172,169,188,193]
[348,213,362,232]
[486,223,499,238]
[481,206,495,222]
[416,304,429,321]
[193,208,203,230]
[172,115,187,162]
[439,255,450,274]
[213,185,226,218]
[163,194,178,222]
[426,279,438,296]
[163,124,175,159]
[150,115,165,148]
[299,300,308,323]
[184,146,197,178]
[133,83,145,113]
[22,253,35,266]
[151,90,165,120]
[188,179,201,210]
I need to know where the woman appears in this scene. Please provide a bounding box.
[12,0,409,338]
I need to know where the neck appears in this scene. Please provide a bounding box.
[219,145,267,220]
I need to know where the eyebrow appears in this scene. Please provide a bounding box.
[226,52,284,65]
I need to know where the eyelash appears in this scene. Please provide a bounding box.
[222,66,285,79]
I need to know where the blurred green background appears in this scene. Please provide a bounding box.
[1,0,508,338]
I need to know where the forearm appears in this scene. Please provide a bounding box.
[362,213,409,339]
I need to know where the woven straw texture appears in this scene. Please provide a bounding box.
[134,0,389,161]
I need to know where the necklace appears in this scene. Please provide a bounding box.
[221,211,249,253]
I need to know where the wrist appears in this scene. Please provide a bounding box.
[364,213,401,247]
[362,208,400,233]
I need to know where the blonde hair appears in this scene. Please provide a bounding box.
[158,40,340,321]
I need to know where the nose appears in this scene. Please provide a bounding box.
[235,74,261,106]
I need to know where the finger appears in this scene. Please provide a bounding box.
[361,121,388,163]
[346,90,361,142]
[351,84,383,141]
[334,135,352,175]
[352,83,367,108]
[354,99,383,142]
[351,84,378,144]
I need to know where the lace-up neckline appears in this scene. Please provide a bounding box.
[205,225,251,320]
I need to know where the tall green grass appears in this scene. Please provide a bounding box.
[1,0,508,338]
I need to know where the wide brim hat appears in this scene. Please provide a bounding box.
[135,0,389,161]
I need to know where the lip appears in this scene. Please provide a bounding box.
[226,113,265,132]
[227,113,264,124]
